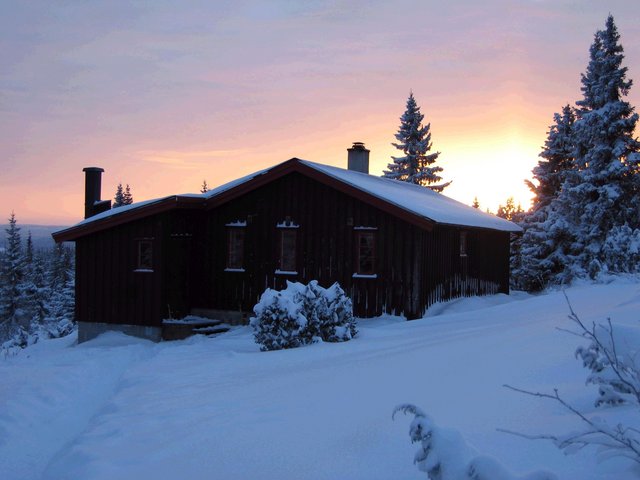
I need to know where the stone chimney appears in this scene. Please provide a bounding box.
[347,142,370,174]
[83,167,111,219]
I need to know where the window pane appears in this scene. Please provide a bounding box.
[227,229,245,269]
[358,232,375,274]
[138,241,153,269]
[460,231,467,256]
[280,230,297,271]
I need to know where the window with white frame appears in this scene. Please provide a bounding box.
[355,230,376,275]
[278,229,297,272]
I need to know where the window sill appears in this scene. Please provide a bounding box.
[134,269,154,273]
[352,273,377,279]
[275,270,298,275]
[224,268,246,272]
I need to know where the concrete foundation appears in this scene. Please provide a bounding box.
[78,321,162,343]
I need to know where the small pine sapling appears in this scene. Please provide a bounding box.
[122,184,133,205]
[113,183,125,208]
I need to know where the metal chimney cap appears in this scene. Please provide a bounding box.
[349,142,368,151]
[83,167,105,173]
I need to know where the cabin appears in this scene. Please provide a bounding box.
[53,143,521,342]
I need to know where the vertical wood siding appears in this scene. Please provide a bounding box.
[75,171,512,326]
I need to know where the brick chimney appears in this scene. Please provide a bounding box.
[347,142,369,174]
[83,167,111,219]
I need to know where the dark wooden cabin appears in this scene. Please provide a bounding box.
[53,143,521,342]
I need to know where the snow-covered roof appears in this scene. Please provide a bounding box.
[58,168,272,233]
[299,160,522,232]
[55,159,520,241]
[75,196,173,226]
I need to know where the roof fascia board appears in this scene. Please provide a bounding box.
[52,196,181,242]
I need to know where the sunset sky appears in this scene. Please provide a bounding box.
[2,1,639,225]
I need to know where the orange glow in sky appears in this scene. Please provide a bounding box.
[1,2,639,225]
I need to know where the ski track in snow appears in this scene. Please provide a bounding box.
[1,281,640,480]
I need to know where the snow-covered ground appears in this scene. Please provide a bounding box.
[2,281,640,479]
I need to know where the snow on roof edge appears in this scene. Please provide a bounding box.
[299,160,522,233]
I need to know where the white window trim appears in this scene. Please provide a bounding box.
[275,269,298,275]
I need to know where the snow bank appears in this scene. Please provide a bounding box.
[1,281,640,479]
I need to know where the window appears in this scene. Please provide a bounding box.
[137,240,153,270]
[355,231,376,275]
[279,229,297,272]
[226,228,245,270]
[459,231,468,257]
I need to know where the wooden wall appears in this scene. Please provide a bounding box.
[75,214,165,327]
[189,172,511,319]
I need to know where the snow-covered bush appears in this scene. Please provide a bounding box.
[303,280,357,342]
[319,282,357,342]
[250,284,311,351]
[250,280,356,351]
[393,404,556,480]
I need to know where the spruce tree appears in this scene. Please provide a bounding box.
[526,105,576,212]
[496,197,524,222]
[515,16,640,289]
[558,15,640,277]
[514,106,577,289]
[122,184,133,205]
[201,180,209,194]
[25,232,33,265]
[1,213,23,321]
[113,183,125,208]
[383,92,451,192]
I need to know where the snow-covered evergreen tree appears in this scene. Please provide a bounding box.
[0,213,23,322]
[514,16,640,290]
[0,215,76,352]
[526,105,577,213]
[555,15,640,279]
[113,183,125,208]
[25,231,33,265]
[0,213,29,346]
[47,243,75,334]
[513,106,578,290]
[383,92,451,192]
[122,184,133,205]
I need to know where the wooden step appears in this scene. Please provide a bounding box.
[161,317,230,341]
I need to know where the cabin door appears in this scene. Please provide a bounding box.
[166,234,192,319]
